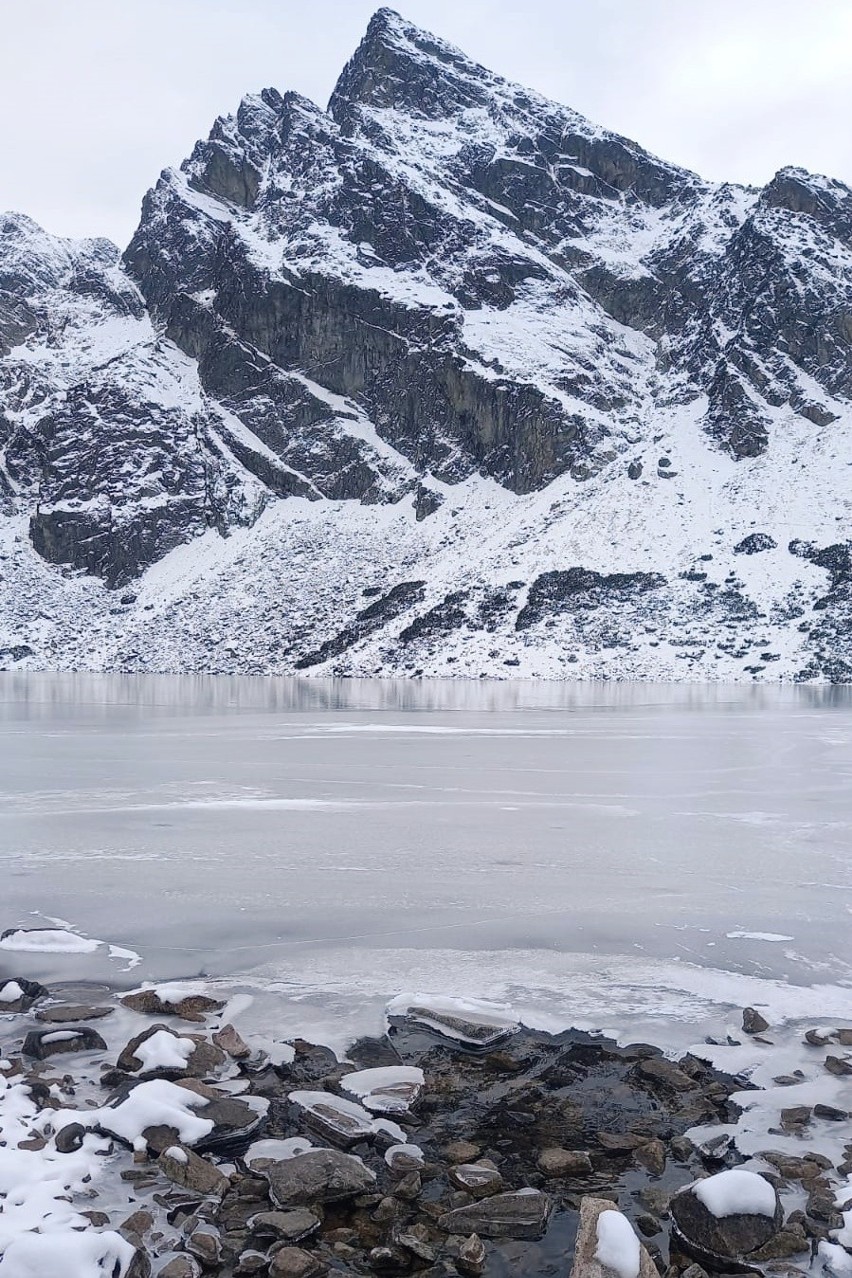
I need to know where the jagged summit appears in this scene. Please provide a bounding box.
[1,11,851,680]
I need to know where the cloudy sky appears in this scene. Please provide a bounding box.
[5,0,852,247]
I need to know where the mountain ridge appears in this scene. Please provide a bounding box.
[1,9,851,681]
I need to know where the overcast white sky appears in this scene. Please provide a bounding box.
[4,0,852,247]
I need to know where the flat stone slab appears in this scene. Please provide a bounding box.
[263,1149,376,1208]
[438,1189,552,1239]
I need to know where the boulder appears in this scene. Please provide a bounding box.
[0,977,49,1012]
[263,1149,376,1208]
[121,989,224,1022]
[117,1024,225,1078]
[670,1170,782,1264]
[742,1007,770,1035]
[213,1023,251,1059]
[22,1025,107,1059]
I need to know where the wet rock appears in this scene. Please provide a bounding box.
[192,1093,266,1156]
[159,1144,231,1197]
[0,976,49,1012]
[569,1196,658,1278]
[187,1225,222,1266]
[395,1224,436,1263]
[806,1195,844,1228]
[159,1261,201,1278]
[55,1121,87,1152]
[369,1246,410,1273]
[263,1149,376,1208]
[269,1247,328,1278]
[121,1209,154,1238]
[22,1025,107,1059]
[212,1023,251,1059]
[780,1106,812,1131]
[635,1057,695,1092]
[805,1029,833,1047]
[386,1145,425,1174]
[537,1147,593,1178]
[236,1252,269,1275]
[249,1210,321,1243]
[456,1234,486,1277]
[670,1171,782,1263]
[125,1250,153,1278]
[121,989,224,1022]
[749,1223,808,1261]
[438,1189,552,1240]
[634,1139,666,1177]
[742,1007,770,1035]
[36,1002,113,1022]
[394,1171,422,1201]
[443,1141,481,1164]
[813,1103,848,1121]
[448,1162,504,1198]
[824,1055,852,1076]
[597,1132,648,1154]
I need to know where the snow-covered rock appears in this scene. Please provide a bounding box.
[2,9,852,680]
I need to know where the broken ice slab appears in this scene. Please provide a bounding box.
[386,993,520,1050]
[340,1065,424,1114]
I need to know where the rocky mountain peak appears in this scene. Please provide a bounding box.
[329,7,488,121]
[1,11,852,681]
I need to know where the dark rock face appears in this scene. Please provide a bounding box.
[734,533,777,555]
[516,569,666,630]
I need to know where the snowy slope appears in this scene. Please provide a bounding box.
[0,9,851,680]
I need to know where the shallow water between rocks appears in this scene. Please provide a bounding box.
[0,674,850,1051]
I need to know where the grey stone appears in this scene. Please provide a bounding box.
[158,1143,231,1197]
[438,1190,552,1240]
[263,1149,376,1208]
[536,1148,593,1177]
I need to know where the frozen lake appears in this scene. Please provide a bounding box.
[1,674,851,1047]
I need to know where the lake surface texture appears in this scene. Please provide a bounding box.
[1,675,850,1048]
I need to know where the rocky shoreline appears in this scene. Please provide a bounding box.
[1,968,852,1278]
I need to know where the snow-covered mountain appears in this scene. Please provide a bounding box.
[2,8,851,680]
